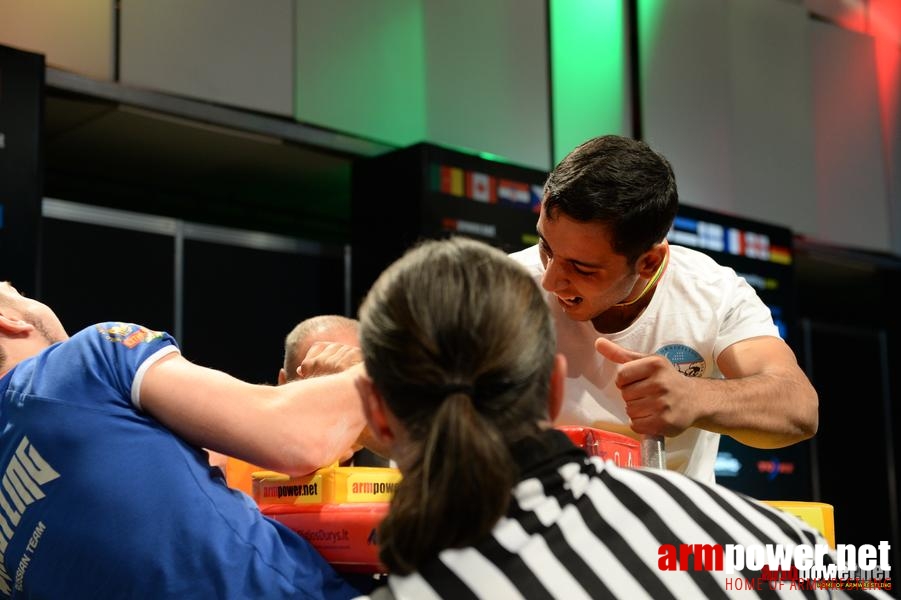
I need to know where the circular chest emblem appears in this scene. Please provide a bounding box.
[655,344,706,377]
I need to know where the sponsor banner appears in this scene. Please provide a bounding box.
[441,217,497,239]
[254,466,402,505]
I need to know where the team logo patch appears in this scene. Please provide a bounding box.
[655,344,706,377]
[96,323,164,348]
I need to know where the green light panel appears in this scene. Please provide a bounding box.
[549,0,628,165]
[294,0,427,147]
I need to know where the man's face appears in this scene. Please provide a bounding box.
[0,282,68,344]
[536,205,640,322]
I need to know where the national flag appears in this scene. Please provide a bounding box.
[769,245,792,265]
[497,179,530,205]
[429,164,441,192]
[726,228,744,256]
[466,172,496,203]
[530,185,544,213]
[673,216,699,233]
[698,222,724,252]
[668,229,699,247]
[439,166,465,197]
[669,217,699,247]
[744,232,770,260]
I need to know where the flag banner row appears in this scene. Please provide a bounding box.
[669,216,792,265]
[430,163,542,213]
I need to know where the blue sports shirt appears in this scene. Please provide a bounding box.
[0,323,361,599]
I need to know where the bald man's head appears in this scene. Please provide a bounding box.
[279,315,359,385]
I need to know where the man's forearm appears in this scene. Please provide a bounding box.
[693,370,818,448]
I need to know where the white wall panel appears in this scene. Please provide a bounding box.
[422,0,551,171]
[640,0,735,213]
[120,0,293,116]
[878,41,901,257]
[728,0,817,234]
[868,0,901,255]
[809,20,890,251]
[296,0,550,170]
[641,0,822,239]
[0,0,113,80]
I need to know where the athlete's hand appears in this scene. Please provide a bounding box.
[299,342,363,379]
[594,338,699,437]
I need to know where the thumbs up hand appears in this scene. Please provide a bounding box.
[594,338,700,437]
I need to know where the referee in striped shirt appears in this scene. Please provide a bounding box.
[351,237,890,600]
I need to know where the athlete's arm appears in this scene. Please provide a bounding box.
[596,336,817,448]
[139,353,367,475]
[705,336,818,447]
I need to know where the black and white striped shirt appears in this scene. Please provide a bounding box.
[356,430,891,599]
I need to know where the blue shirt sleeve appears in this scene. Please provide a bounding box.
[88,323,180,409]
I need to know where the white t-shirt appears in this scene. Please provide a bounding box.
[509,244,780,482]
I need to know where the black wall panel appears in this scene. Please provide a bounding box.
[40,217,175,334]
[182,239,345,385]
[0,45,44,296]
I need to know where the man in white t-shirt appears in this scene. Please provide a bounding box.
[510,135,818,482]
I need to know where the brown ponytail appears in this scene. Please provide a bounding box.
[377,392,515,574]
[359,237,556,574]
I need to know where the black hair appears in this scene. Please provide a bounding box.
[543,135,678,262]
